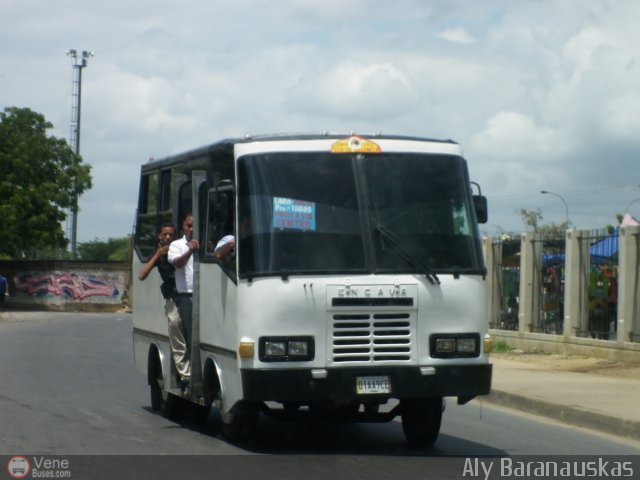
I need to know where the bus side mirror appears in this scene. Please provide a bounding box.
[473,195,488,224]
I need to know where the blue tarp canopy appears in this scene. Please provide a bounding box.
[542,254,565,267]
[590,234,618,261]
[541,233,619,267]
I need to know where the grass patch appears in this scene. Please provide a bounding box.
[492,340,512,353]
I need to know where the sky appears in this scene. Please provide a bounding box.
[2,0,640,242]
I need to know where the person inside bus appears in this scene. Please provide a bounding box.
[138,223,191,393]
[168,214,200,394]
[212,234,235,262]
[212,214,252,265]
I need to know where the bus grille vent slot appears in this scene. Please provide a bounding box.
[331,312,413,363]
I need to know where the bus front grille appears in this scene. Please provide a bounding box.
[330,312,413,363]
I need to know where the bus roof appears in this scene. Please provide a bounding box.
[142,133,460,170]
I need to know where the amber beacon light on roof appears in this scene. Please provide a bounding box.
[330,135,382,154]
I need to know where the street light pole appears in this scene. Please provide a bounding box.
[540,190,569,227]
[624,198,640,215]
[66,49,94,258]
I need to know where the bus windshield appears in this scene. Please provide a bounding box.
[236,152,483,279]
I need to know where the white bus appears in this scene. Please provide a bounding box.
[132,133,492,445]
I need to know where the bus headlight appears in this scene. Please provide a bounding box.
[288,341,309,357]
[430,334,480,358]
[456,338,477,353]
[264,341,287,357]
[435,338,456,353]
[259,336,315,362]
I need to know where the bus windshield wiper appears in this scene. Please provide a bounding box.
[374,223,440,285]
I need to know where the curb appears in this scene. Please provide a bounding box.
[485,390,640,441]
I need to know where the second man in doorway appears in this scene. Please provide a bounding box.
[168,214,200,393]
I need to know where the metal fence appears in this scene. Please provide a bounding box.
[486,237,519,330]
[578,229,618,339]
[484,226,640,345]
[534,234,565,334]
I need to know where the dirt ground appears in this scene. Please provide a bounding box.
[491,351,640,380]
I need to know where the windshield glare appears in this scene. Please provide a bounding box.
[237,152,482,278]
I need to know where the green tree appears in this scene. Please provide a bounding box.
[77,237,132,262]
[518,208,569,235]
[518,208,543,232]
[0,107,92,258]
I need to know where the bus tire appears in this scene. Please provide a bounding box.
[149,351,164,412]
[400,397,443,446]
[149,349,185,419]
[222,401,259,442]
[162,393,185,420]
[190,403,211,424]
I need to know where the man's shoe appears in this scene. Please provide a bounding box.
[179,378,191,395]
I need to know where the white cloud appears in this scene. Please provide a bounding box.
[604,92,640,143]
[470,111,562,163]
[2,0,640,239]
[562,26,611,75]
[287,60,419,121]
[438,27,476,45]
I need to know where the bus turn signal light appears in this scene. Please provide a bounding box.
[239,342,255,358]
[484,334,494,354]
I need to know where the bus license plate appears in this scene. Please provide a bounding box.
[356,376,391,394]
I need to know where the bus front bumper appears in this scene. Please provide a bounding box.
[240,364,492,403]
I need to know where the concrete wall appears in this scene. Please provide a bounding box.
[491,328,640,363]
[0,261,131,312]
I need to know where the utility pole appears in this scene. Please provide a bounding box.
[66,49,94,258]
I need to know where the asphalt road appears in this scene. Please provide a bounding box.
[1,312,639,479]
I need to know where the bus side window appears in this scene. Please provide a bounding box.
[177,182,192,231]
[158,169,173,232]
[206,189,231,253]
[205,192,218,257]
[135,172,159,260]
[205,187,236,279]
[160,169,172,212]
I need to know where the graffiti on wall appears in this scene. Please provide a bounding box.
[15,271,123,305]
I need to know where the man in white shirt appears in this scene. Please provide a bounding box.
[213,215,251,263]
[213,234,235,261]
[168,214,200,393]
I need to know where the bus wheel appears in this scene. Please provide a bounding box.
[400,397,443,446]
[189,403,212,424]
[163,393,185,420]
[149,354,164,412]
[222,401,259,442]
[149,353,185,419]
